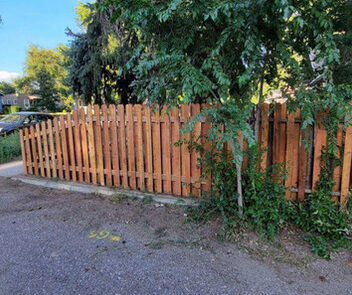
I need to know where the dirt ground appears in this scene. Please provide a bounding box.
[0,176,351,295]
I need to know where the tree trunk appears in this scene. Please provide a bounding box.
[254,75,265,141]
[236,132,244,217]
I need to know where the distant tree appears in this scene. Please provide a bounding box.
[0,82,15,94]
[23,44,73,111]
[12,76,36,95]
[35,71,59,111]
[66,1,137,105]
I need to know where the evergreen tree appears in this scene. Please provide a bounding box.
[66,1,137,105]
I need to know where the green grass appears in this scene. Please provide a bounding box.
[0,132,22,164]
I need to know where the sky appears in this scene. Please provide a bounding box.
[0,0,81,82]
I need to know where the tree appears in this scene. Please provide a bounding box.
[35,71,59,111]
[66,1,138,105]
[0,82,15,94]
[101,0,352,216]
[12,76,36,95]
[332,1,352,86]
[23,44,73,111]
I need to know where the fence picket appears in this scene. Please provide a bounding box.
[118,105,128,189]
[24,127,33,174]
[312,112,327,192]
[67,113,76,181]
[285,113,296,200]
[273,103,286,182]
[260,104,270,171]
[80,108,90,182]
[136,105,145,190]
[144,105,154,192]
[333,123,344,201]
[87,105,97,184]
[94,105,104,185]
[30,125,39,176]
[19,129,27,174]
[171,107,181,196]
[47,119,57,178]
[126,104,137,190]
[73,110,83,182]
[341,123,352,208]
[35,123,45,177]
[153,106,162,193]
[181,104,191,196]
[60,115,70,180]
[102,105,112,186]
[298,129,308,201]
[161,106,172,194]
[291,110,301,201]
[201,104,212,193]
[191,104,201,197]
[41,121,51,178]
[110,104,120,187]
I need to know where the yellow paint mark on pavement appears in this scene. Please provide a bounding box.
[89,230,121,243]
[110,235,121,242]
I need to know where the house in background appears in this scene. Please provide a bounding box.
[0,93,40,110]
[0,92,3,112]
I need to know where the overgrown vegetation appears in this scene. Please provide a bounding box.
[0,132,22,164]
[287,119,352,259]
[188,141,289,240]
[188,134,351,259]
[242,146,289,240]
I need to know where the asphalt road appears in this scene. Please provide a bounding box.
[0,177,351,295]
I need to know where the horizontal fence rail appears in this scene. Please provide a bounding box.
[20,103,351,206]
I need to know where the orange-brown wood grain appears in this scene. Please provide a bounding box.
[171,107,182,196]
[340,122,352,208]
[47,119,57,178]
[126,104,137,190]
[102,105,112,186]
[312,112,327,192]
[118,105,128,189]
[73,110,83,182]
[19,129,28,174]
[41,121,51,178]
[181,104,191,196]
[161,106,172,194]
[152,106,162,193]
[60,115,70,180]
[66,113,76,181]
[35,123,45,177]
[80,108,90,182]
[110,104,120,187]
[136,105,145,190]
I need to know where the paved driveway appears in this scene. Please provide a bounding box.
[0,177,351,295]
[0,161,23,177]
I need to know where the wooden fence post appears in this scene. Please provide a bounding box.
[19,129,27,174]
[341,123,352,208]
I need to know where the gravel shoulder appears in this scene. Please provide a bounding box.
[0,177,351,295]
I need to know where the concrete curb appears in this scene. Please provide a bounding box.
[11,175,198,207]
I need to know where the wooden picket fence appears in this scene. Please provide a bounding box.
[20,103,352,206]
